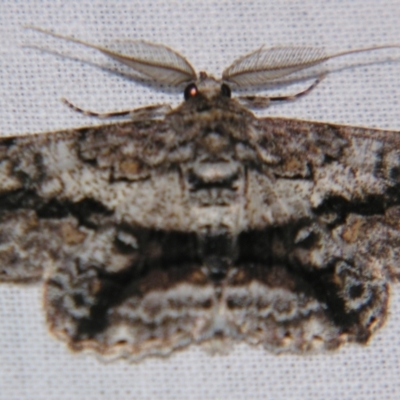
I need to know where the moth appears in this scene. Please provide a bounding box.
[1,27,400,361]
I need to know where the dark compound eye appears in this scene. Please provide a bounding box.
[184,83,198,101]
[220,83,231,98]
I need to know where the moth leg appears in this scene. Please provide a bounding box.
[237,74,326,109]
[61,98,172,120]
[269,74,326,102]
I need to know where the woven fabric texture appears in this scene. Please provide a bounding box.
[1,1,400,399]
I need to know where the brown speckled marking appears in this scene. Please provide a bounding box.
[1,73,400,361]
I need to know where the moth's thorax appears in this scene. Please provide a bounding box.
[168,88,253,233]
[196,72,221,95]
[182,129,244,208]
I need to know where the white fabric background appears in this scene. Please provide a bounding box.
[1,1,400,399]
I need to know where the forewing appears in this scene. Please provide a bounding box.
[236,118,400,344]
[3,95,400,356]
[0,122,155,281]
[250,117,400,211]
[0,123,222,359]
[245,118,400,279]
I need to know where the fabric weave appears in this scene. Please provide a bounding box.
[1,1,400,399]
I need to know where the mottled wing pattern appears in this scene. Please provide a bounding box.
[0,121,216,359]
[1,94,400,360]
[225,117,400,350]
[3,28,400,361]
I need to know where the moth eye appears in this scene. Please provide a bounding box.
[184,83,198,100]
[220,83,231,98]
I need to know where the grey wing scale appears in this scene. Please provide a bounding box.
[0,119,195,281]
[0,122,218,360]
[3,27,400,360]
[2,82,400,357]
[239,118,400,345]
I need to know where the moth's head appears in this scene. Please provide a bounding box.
[184,71,231,102]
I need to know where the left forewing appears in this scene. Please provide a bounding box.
[0,120,180,282]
